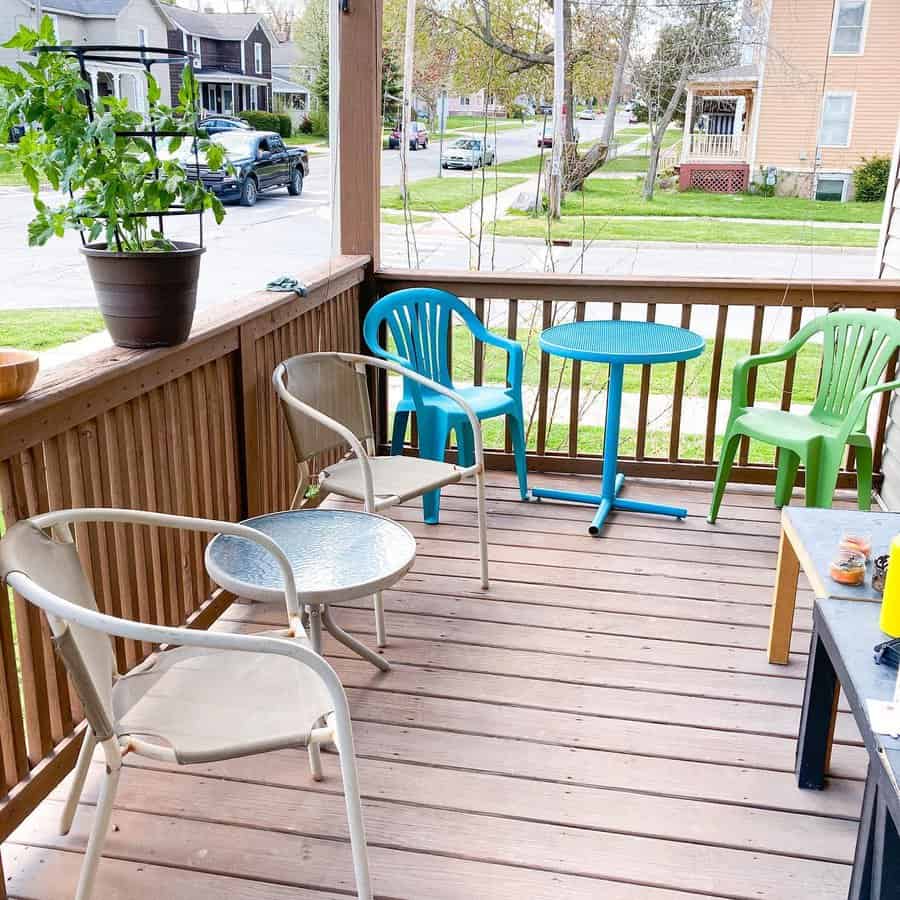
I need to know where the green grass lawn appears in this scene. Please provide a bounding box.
[0,152,25,187]
[445,115,534,133]
[495,153,547,174]
[381,211,433,225]
[492,214,879,247]
[0,308,106,352]
[285,134,328,147]
[538,178,883,224]
[478,418,776,464]
[381,175,526,213]
[601,155,649,173]
[444,326,823,405]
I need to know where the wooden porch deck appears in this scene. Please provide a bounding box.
[3,473,865,900]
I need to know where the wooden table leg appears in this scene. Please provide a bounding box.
[769,525,801,664]
[797,624,840,789]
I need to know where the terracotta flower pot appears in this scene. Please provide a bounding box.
[0,349,39,403]
[81,242,206,349]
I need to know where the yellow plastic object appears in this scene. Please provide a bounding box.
[879,536,900,637]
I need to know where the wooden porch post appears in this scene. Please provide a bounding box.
[339,0,382,263]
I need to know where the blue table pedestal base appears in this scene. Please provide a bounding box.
[532,473,687,535]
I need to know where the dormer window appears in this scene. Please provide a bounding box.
[254,42,263,74]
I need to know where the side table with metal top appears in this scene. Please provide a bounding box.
[205,508,417,672]
[532,319,705,535]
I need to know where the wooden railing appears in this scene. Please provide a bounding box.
[375,269,900,489]
[0,254,367,860]
[685,132,745,161]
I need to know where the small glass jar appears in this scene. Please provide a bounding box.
[830,548,867,586]
[840,533,873,560]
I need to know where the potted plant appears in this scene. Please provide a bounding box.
[0,19,227,348]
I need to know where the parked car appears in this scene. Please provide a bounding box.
[441,138,495,169]
[199,116,251,136]
[184,130,308,207]
[537,103,552,116]
[388,121,429,150]
[576,108,595,120]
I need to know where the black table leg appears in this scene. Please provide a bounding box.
[797,624,840,789]
[850,765,877,900]
[871,784,900,900]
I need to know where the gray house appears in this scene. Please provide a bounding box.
[162,7,276,116]
[1,0,175,107]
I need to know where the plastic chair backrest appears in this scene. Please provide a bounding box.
[809,311,900,426]
[364,288,486,390]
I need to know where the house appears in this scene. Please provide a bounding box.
[447,89,506,117]
[271,37,318,127]
[679,0,900,199]
[161,7,276,117]
[1,0,175,108]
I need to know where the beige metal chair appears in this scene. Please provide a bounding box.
[273,351,489,648]
[0,508,373,900]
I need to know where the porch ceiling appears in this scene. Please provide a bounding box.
[4,473,863,900]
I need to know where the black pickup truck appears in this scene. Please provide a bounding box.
[188,130,309,207]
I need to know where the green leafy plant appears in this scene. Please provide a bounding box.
[853,155,891,203]
[0,18,227,252]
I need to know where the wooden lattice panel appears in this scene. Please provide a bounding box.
[689,166,749,193]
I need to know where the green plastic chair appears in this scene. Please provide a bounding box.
[708,311,900,523]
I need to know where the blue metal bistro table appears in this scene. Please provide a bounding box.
[532,320,705,535]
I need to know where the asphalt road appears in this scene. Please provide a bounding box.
[0,111,878,316]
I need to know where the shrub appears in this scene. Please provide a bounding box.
[298,116,314,134]
[308,107,328,137]
[854,155,891,202]
[507,102,525,121]
[277,114,292,138]
[241,110,281,133]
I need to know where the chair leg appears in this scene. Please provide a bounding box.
[60,725,95,835]
[307,740,324,781]
[509,410,529,500]
[419,418,451,525]
[333,726,374,900]
[456,422,475,468]
[708,431,741,524]
[774,450,801,508]
[390,411,409,456]
[856,444,874,511]
[373,591,387,648]
[475,469,489,590]
[75,740,122,900]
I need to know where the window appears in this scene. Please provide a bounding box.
[815,173,850,202]
[191,36,201,68]
[47,14,59,39]
[254,42,263,74]
[250,85,258,110]
[137,27,147,48]
[222,84,233,114]
[819,92,854,147]
[831,0,868,54]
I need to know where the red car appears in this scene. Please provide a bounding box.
[388,121,429,150]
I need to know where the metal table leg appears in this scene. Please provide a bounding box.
[321,605,391,672]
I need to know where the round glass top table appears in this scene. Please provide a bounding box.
[205,509,417,671]
[533,320,705,535]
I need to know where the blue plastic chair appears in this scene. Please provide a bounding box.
[363,288,528,523]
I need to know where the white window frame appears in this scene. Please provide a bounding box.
[819,91,855,148]
[830,0,870,56]
[815,172,852,203]
[137,27,147,48]
[254,42,263,75]
[191,36,201,69]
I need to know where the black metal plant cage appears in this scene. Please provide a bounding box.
[30,43,207,249]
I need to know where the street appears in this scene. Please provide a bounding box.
[0,111,877,315]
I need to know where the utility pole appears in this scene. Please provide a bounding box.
[548,0,566,218]
[400,0,416,201]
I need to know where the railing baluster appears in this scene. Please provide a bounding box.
[704,306,728,465]
[635,303,656,459]
[669,305,693,462]
[739,305,765,466]
[504,298,518,454]
[536,300,553,456]
[474,297,485,387]
[568,300,587,457]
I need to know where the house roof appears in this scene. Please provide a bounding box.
[270,39,302,67]
[272,72,306,94]
[689,62,760,86]
[18,0,128,18]
[162,6,271,42]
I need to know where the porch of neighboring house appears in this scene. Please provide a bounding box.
[88,65,147,116]
[272,73,311,129]
[199,74,270,115]
[679,64,760,193]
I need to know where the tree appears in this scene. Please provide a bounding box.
[262,0,301,41]
[312,46,329,112]
[632,1,740,200]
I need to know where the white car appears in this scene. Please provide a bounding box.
[577,108,596,120]
[441,138,495,169]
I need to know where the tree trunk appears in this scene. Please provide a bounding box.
[563,0,575,143]
[641,64,690,201]
[600,0,637,147]
[565,141,609,193]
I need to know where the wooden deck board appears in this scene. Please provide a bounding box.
[6,475,861,899]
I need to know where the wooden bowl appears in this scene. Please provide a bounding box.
[0,349,39,403]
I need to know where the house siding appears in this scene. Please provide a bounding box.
[754,0,900,195]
